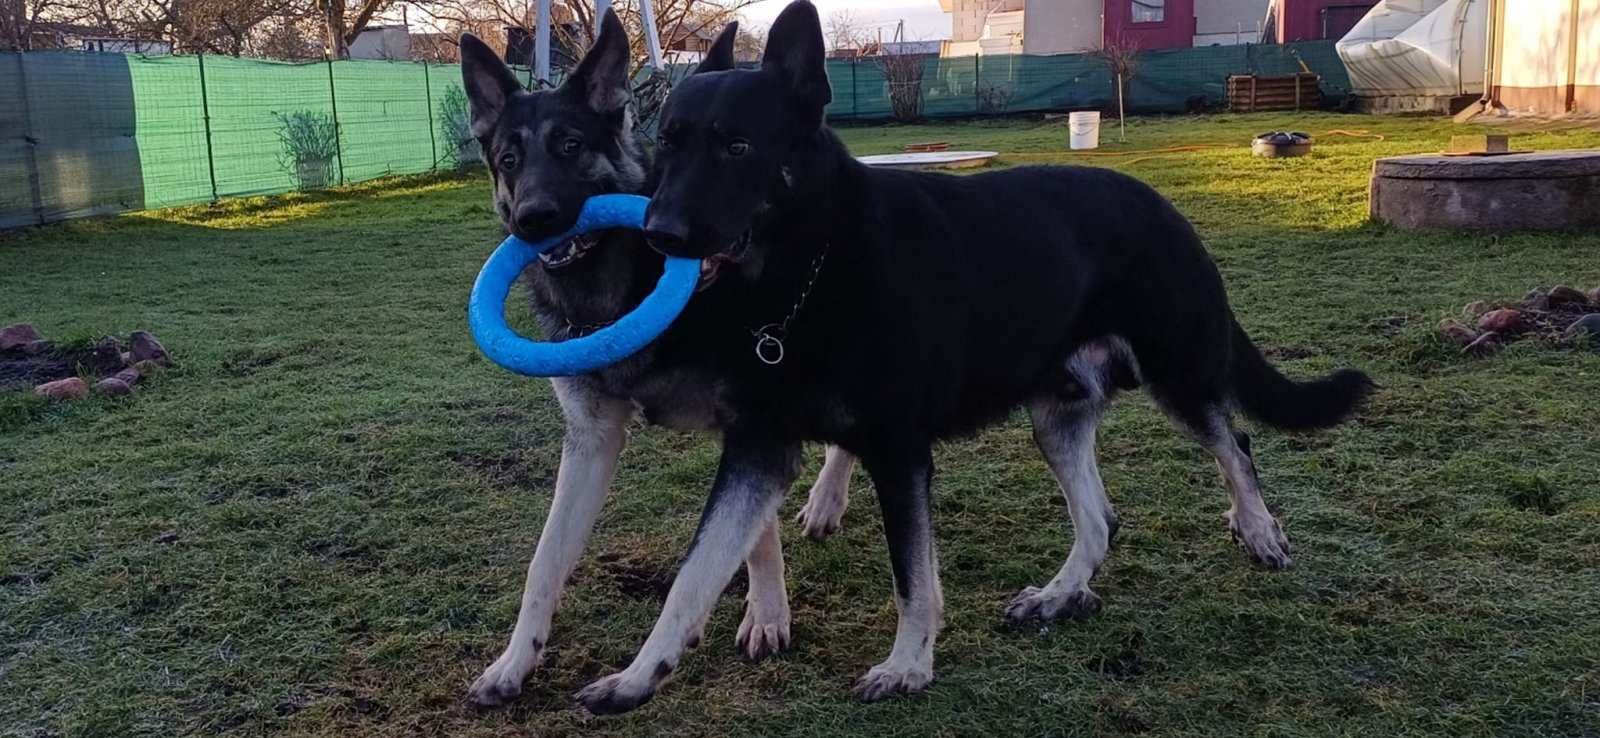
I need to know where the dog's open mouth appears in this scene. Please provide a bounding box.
[538,234,598,270]
[694,230,752,291]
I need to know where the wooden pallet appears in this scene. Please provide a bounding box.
[1227,73,1321,113]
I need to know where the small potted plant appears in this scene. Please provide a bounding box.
[272,111,340,190]
[438,85,481,167]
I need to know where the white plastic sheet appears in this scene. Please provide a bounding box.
[1336,0,1487,96]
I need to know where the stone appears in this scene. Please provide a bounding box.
[94,368,141,396]
[129,331,171,366]
[1521,290,1551,311]
[21,339,56,356]
[94,377,134,396]
[1477,308,1525,334]
[1463,331,1503,357]
[1590,286,1600,303]
[1463,300,1490,317]
[35,377,89,400]
[1548,285,1591,306]
[1438,318,1479,346]
[0,323,42,351]
[1566,314,1600,340]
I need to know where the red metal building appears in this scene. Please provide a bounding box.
[1268,0,1377,42]
[1103,0,1198,49]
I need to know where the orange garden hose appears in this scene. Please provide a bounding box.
[996,129,1387,166]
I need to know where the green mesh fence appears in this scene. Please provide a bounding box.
[1,41,1350,228]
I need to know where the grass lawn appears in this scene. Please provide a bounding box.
[4,112,1600,737]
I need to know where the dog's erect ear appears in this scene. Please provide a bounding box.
[563,8,632,114]
[761,1,831,119]
[694,22,739,74]
[460,33,522,138]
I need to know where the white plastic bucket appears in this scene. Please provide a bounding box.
[1068,111,1100,150]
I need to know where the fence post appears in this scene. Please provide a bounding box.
[973,53,980,114]
[13,51,47,225]
[422,61,438,170]
[196,53,220,203]
[851,59,858,119]
[326,56,345,185]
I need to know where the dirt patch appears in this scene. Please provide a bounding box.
[0,343,125,392]
[597,552,673,600]
[1,326,172,395]
[1083,631,1154,681]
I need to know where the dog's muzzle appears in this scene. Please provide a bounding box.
[538,233,599,270]
[694,229,753,291]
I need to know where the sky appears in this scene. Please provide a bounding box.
[738,0,951,41]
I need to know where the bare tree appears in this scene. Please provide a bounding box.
[1090,32,1140,142]
[415,0,751,64]
[732,17,761,61]
[874,45,924,122]
[54,0,310,56]
[823,8,866,55]
[313,0,397,58]
[1,0,67,49]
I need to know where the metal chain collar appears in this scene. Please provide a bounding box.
[748,244,829,366]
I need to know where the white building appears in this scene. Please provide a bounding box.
[940,0,1271,56]
[350,25,412,60]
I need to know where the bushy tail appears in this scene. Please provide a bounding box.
[1229,322,1375,431]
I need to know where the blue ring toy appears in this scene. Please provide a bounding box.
[468,194,698,377]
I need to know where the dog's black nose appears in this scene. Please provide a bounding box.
[514,200,562,234]
[643,215,690,255]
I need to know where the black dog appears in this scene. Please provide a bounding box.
[456,12,856,707]
[566,0,1374,713]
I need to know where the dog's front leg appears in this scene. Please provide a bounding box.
[468,382,634,707]
[576,433,800,715]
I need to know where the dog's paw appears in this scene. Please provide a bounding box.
[795,484,847,541]
[735,598,792,660]
[468,648,540,707]
[1226,511,1292,570]
[852,658,933,702]
[575,672,658,715]
[1006,585,1102,624]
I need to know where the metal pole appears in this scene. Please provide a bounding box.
[851,58,858,118]
[14,51,47,225]
[973,53,980,114]
[197,53,219,202]
[423,61,438,169]
[535,0,552,84]
[595,0,612,39]
[1566,0,1580,111]
[327,56,345,185]
[638,0,664,71]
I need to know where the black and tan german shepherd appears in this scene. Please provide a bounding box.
[551,0,1374,714]
[456,10,857,708]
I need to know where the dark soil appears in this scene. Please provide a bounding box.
[0,344,126,392]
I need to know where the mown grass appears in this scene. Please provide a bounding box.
[3,113,1599,737]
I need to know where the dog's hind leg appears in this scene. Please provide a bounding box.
[1007,394,1116,624]
[852,444,942,702]
[795,445,853,540]
[736,516,792,659]
[1163,396,1292,569]
[575,434,800,715]
[469,381,634,707]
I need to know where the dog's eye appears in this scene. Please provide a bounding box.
[497,152,517,172]
[560,137,582,155]
[656,136,673,152]
[727,140,750,157]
